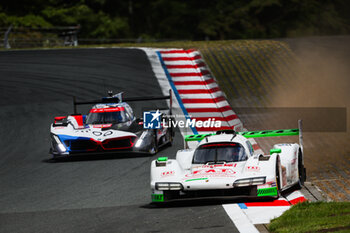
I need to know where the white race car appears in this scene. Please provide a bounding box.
[50,91,174,159]
[150,121,306,202]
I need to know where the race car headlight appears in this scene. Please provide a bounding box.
[135,139,143,148]
[53,135,67,152]
[155,182,183,191]
[57,143,67,152]
[135,131,147,148]
[234,177,266,187]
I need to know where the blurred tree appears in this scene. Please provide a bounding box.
[0,0,348,40]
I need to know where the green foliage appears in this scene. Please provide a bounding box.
[90,14,130,38]
[41,5,91,26]
[0,0,349,40]
[41,4,130,38]
[0,13,52,27]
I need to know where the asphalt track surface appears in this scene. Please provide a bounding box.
[0,49,239,233]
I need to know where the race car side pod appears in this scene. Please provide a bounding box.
[72,89,173,115]
[184,120,303,142]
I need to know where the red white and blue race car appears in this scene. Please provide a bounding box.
[150,121,306,202]
[50,91,174,159]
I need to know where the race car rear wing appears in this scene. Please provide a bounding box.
[73,89,173,116]
[185,120,304,153]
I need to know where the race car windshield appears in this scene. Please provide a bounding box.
[193,143,247,164]
[86,110,127,124]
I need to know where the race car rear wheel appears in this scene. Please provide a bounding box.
[168,116,175,138]
[297,149,306,189]
[275,156,282,198]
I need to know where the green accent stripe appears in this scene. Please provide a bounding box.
[151,194,164,202]
[185,178,208,182]
[185,134,214,141]
[237,129,299,138]
[257,187,278,197]
[184,128,299,141]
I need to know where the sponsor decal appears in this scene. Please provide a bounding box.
[185,168,236,178]
[104,131,113,136]
[161,171,175,177]
[93,131,103,136]
[90,107,125,113]
[194,163,237,169]
[246,166,260,171]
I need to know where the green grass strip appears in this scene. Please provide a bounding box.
[269,201,350,233]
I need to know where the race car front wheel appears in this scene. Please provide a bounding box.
[165,128,173,146]
[275,156,282,198]
[150,134,158,155]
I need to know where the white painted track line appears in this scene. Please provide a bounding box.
[222,204,259,233]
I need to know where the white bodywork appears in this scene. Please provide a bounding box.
[150,133,302,201]
[51,117,137,142]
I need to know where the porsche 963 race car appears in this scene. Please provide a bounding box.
[150,121,306,202]
[50,90,174,158]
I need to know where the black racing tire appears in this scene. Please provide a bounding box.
[170,117,175,138]
[166,127,173,146]
[275,156,282,198]
[150,133,158,155]
[296,149,306,189]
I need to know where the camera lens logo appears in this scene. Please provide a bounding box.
[143,110,161,129]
